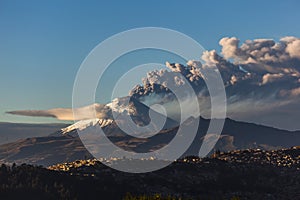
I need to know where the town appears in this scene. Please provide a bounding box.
[49,146,300,172]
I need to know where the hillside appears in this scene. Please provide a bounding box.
[0,147,299,199]
[0,117,300,166]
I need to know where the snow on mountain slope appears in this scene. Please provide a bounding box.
[61,118,113,135]
[59,96,178,137]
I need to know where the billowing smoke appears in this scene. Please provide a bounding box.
[218,36,300,74]
[7,36,300,129]
[130,62,204,98]
[129,36,300,129]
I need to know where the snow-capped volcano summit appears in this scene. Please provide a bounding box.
[61,118,113,135]
[56,97,178,137]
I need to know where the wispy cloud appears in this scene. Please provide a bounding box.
[7,36,300,129]
[6,104,112,121]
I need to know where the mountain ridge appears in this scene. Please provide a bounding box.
[0,116,300,166]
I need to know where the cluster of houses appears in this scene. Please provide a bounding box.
[48,146,300,172]
[212,146,300,169]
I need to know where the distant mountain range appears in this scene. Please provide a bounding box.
[0,97,300,166]
[0,117,299,166]
[0,122,67,145]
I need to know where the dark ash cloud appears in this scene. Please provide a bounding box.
[129,36,300,130]
[7,36,300,130]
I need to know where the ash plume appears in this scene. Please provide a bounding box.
[129,36,300,129]
[7,36,300,129]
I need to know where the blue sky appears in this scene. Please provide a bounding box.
[1,0,300,123]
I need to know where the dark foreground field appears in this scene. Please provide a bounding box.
[0,147,299,200]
